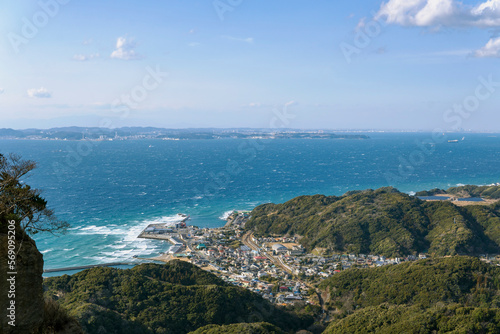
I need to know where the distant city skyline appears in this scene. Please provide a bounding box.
[1,1,500,131]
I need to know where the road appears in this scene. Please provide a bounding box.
[242,232,293,274]
[242,232,327,313]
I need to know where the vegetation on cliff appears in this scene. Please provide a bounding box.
[0,153,68,235]
[245,187,500,257]
[0,154,77,333]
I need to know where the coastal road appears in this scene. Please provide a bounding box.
[242,232,292,274]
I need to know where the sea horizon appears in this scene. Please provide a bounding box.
[1,132,499,274]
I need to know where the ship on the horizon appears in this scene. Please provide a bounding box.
[448,137,465,143]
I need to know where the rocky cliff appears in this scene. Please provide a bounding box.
[0,227,44,333]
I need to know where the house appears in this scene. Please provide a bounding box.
[272,244,288,254]
[257,271,269,278]
[239,245,251,252]
[288,245,305,256]
[284,294,303,301]
[206,249,217,257]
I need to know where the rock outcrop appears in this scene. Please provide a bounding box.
[0,228,44,333]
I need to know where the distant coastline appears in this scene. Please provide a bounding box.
[0,127,369,141]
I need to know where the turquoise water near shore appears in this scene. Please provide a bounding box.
[0,133,499,270]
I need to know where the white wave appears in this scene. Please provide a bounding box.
[93,240,164,263]
[75,225,125,236]
[40,249,53,254]
[219,210,236,220]
[109,243,127,249]
[68,214,181,264]
[63,248,75,251]
[84,256,109,262]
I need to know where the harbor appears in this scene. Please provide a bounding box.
[132,210,426,305]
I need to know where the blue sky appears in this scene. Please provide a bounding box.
[1,0,500,130]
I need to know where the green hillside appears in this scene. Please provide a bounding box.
[188,322,285,334]
[43,261,312,334]
[319,257,500,333]
[319,257,500,311]
[245,187,500,257]
[323,304,500,334]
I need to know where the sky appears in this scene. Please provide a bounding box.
[1,0,500,131]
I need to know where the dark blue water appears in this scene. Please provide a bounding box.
[417,196,451,201]
[457,198,485,202]
[1,133,499,270]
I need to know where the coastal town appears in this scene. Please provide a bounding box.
[137,212,429,306]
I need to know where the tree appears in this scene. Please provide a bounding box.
[0,153,68,234]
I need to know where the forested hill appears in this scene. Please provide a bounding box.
[188,322,284,334]
[320,256,500,333]
[245,187,500,257]
[43,261,313,334]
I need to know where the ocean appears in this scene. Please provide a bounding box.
[0,132,499,273]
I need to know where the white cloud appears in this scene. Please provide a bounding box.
[375,0,500,27]
[73,53,100,61]
[356,17,367,30]
[473,0,500,16]
[285,100,298,107]
[223,36,254,43]
[27,87,51,98]
[0,88,4,95]
[375,0,500,57]
[188,42,201,47]
[110,37,143,60]
[82,39,93,45]
[474,36,500,57]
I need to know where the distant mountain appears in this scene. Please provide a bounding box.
[0,128,27,137]
[320,256,500,333]
[0,127,369,140]
[43,261,313,334]
[245,187,500,257]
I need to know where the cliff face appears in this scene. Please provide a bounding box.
[0,229,44,333]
